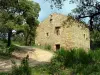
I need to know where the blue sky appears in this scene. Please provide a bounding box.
[34,0,76,22]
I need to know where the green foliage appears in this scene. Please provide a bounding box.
[54,48,93,67]
[90,49,100,62]
[1,48,100,75]
[0,42,19,59]
[0,72,10,75]
[0,51,12,59]
[45,0,66,9]
[0,0,40,46]
[32,63,68,75]
[46,0,100,31]
[0,40,7,51]
[91,30,100,49]
[11,56,31,75]
[49,48,100,75]
[7,45,18,54]
[48,59,62,74]
[0,40,12,59]
[74,49,93,64]
[31,64,50,75]
[44,44,51,50]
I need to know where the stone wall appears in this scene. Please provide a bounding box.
[35,13,90,51]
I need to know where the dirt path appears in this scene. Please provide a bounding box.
[0,46,54,72]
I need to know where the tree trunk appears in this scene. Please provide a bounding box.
[29,36,32,46]
[7,29,12,47]
[89,17,94,49]
[25,33,29,46]
[89,17,93,31]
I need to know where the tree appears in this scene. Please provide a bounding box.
[71,0,100,31]
[90,30,100,49]
[45,0,100,31]
[0,0,40,46]
[22,19,39,46]
[44,0,66,9]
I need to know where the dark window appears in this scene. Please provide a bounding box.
[55,27,60,35]
[84,34,85,38]
[46,33,49,36]
[50,15,53,23]
[50,18,52,22]
[84,34,88,40]
[56,44,60,50]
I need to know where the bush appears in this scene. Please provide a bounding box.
[1,48,100,75]
[74,48,93,64]
[0,40,7,52]
[54,48,75,67]
[31,64,50,75]
[11,55,31,75]
[44,44,51,50]
[91,30,100,50]
[54,48,93,67]
[0,52,12,59]
[50,48,97,74]
[0,72,10,75]
[7,45,19,54]
[48,58,62,74]
[90,50,100,62]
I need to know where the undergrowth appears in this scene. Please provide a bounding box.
[1,48,100,75]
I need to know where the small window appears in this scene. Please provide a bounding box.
[84,34,87,40]
[50,15,53,23]
[46,33,49,36]
[55,27,61,35]
[50,18,52,22]
[84,34,85,38]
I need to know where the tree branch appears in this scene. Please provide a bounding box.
[79,12,100,18]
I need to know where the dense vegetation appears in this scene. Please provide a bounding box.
[1,48,100,75]
[33,48,100,75]
[0,0,40,58]
[0,0,40,47]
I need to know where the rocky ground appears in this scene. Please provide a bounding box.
[0,46,54,72]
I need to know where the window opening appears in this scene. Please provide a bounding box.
[46,33,49,36]
[84,34,85,38]
[50,15,53,23]
[55,27,60,35]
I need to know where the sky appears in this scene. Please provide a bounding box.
[34,0,76,22]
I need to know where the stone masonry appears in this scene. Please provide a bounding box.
[35,13,90,51]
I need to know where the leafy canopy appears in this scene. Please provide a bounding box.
[0,0,40,46]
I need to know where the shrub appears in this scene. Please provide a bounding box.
[74,48,93,64]
[90,49,100,62]
[31,64,50,75]
[0,72,10,75]
[11,55,31,75]
[7,45,19,54]
[48,58,62,74]
[54,48,75,67]
[44,44,51,50]
[50,48,95,74]
[0,52,12,59]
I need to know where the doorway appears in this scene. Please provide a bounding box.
[55,44,60,50]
